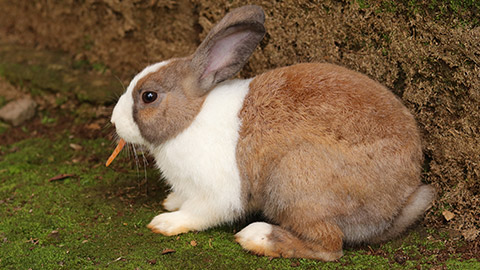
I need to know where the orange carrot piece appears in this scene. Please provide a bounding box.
[106,138,126,167]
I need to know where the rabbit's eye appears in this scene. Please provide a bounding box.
[142,91,158,103]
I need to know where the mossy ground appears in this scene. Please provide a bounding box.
[0,139,472,269]
[0,120,478,269]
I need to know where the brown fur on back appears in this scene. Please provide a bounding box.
[236,63,423,243]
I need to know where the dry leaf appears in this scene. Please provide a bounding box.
[461,228,480,241]
[48,230,59,239]
[442,210,455,221]
[48,173,75,182]
[86,123,101,130]
[290,261,300,267]
[190,240,197,247]
[161,248,176,255]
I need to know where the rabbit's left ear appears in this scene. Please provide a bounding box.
[190,5,265,94]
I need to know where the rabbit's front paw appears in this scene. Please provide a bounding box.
[147,211,193,236]
[162,192,184,212]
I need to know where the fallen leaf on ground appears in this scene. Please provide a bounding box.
[48,174,76,182]
[442,210,455,221]
[161,248,176,255]
[190,240,197,246]
[86,123,101,130]
[290,260,300,267]
[462,228,480,241]
[47,230,59,239]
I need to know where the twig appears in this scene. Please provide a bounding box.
[48,173,76,182]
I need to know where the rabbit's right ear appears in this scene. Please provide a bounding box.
[190,5,265,95]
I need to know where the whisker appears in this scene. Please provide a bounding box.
[108,95,119,104]
[109,73,127,102]
[109,132,120,147]
[126,142,133,160]
[138,147,149,195]
[103,122,113,134]
[140,148,149,168]
[105,125,151,194]
[131,143,141,177]
[113,73,126,93]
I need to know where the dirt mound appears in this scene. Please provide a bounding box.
[0,0,478,240]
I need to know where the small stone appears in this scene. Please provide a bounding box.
[394,252,408,264]
[48,230,60,239]
[0,98,37,126]
[69,143,83,151]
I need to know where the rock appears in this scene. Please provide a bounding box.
[0,98,37,126]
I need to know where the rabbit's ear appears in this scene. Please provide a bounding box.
[190,5,265,94]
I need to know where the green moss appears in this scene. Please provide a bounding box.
[341,252,395,269]
[446,259,480,269]
[379,1,398,13]
[40,114,58,125]
[91,62,107,74]
[0,121,9,134]
[55,96,68,106]
[353,0,480,27]
[0,44,124,105]
[354,0,371,9]
[0,136,477,269]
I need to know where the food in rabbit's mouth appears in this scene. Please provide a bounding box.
[105,138,126,167]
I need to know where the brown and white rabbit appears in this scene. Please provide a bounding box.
[110,5,435,261]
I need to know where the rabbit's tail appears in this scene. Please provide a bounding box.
[235,221,344,261]
[371,184,435,243]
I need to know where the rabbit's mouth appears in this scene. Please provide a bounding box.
[106,132,152,173]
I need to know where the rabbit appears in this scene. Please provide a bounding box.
[110,5,435,261]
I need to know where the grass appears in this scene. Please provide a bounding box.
[1,135,479,269]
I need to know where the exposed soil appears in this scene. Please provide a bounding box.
[0,0,479,266]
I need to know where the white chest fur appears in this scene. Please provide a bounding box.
[151,78,252,221]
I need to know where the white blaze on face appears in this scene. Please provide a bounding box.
[111,61,170,145]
